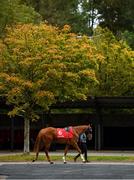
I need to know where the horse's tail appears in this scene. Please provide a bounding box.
[32,133,42,162]
[33,134,40,152]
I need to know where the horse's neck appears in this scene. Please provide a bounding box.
[73,125,87,135]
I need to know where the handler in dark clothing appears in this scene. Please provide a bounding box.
[74,132,89,162]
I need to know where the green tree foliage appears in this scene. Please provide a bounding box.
[0,0,42,37]
[22,0,93,35]
[79,0,99,35]
[21,0,134,39]
[122,31,134,50]
[0,23,101,152]
[23,0,78,25]
[94,0,134,34]
[91,27,134,96]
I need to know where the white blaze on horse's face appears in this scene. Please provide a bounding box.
[87,133,92,141]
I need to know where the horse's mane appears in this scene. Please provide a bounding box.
[73,125,89,128]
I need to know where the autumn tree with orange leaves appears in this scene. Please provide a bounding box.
[0,24,102,153]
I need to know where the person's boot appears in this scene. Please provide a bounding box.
[74,154,80,162]
[74,157,77,162]
[74,154,79,162]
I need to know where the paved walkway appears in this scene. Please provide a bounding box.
[1,162,134,179]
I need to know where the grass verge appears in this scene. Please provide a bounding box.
[0,154,134,162]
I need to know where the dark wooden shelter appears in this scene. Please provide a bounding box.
[50,96,134,150]
[0,96,134,151]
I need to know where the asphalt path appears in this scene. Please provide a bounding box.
[1,162,134,179]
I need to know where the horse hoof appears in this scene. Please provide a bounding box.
[83,161,86,163]
[50,161,54,164]
[64,162,67,164]
[32,159,35,162]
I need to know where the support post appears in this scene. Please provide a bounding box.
[10,118,14,151]
[95,122,102,150]
[93,97,103,150]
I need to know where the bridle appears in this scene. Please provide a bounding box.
[85,127,92,135]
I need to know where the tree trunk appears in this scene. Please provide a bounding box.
[24,117,30,154]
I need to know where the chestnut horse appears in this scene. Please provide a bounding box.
[33,124,92,164]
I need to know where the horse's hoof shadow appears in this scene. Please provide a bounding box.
[32,159,35,162]
[83,161,86,163]
[64,162,67,164]
[50,161,54,164]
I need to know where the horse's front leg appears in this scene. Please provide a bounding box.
[63,144,70,164]
[73,142,86,163]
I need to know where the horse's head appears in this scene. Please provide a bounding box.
[85,124,92,141]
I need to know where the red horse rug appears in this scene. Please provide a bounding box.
[56,127,73,139]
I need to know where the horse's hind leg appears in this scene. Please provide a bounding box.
[45,149,53,164]
[34,152,39,162]
[44,143,53,164]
